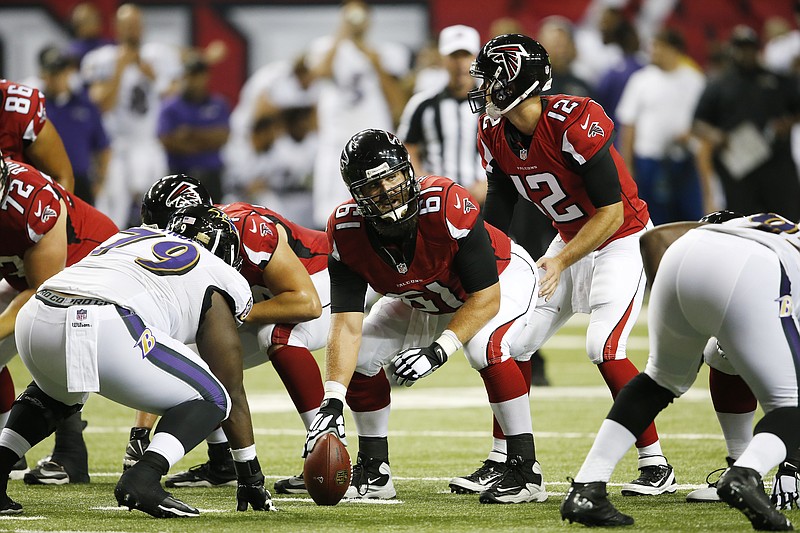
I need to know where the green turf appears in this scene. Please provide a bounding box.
[0,316,787,531]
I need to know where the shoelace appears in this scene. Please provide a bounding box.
[351,460,370,496]
[705,467,727,487]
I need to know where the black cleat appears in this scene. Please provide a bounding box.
[115,468,199,518]
[449,460,507,494]
[165,461,236,488]
[478,457,547,504]
[561,480,634,527]
[273,473,306,494]
[0,494,22,515]
[621,462,677,496]
[717,466,793,531]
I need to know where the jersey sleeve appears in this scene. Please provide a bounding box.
[560,99,615,168]
[239,213,280,271]
[440,180,481,240]
[23,185,63,244]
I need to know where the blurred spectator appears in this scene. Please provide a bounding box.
[398,25,486,203]
[158,54,230,201]
[538,16,593,97]
[66,3,114,66]
[305,0,411,229]
[693,26,800,221]
[573,5,626,87]
[81,3,183,227]
[763,4,800,75]
[39,45,110,205]
[410,40,448,95]
[593,19,645,128]
[616,28,705,224]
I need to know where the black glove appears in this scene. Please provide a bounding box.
[391,341,448,386]
[304,397,346,457]
[234,457,277,511]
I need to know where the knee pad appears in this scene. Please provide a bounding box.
[607,373,675,437]
[14,382,82,431]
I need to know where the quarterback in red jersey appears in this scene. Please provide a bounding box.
[121,175,327,495]
[303,129,545,504]
[0,80,74,192]
[0,154,116,483]
[467,34,674,496]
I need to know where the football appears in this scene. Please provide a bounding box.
[303,433,351,506]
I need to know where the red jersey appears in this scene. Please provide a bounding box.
[478,94,649,245]
[0,80,47,163]
[0,159,117,291]
[221,202,329,291]
[328,175,511,315]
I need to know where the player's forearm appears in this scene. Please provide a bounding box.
[221,383,256,450]
[244,290,322,325]
[0,289,34,341]
[556,203,623,269]
[446,284,500,345]
[324,313,363,388]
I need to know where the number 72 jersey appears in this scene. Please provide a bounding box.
[477,94,650,246]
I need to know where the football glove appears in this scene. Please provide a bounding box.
[391,341,448,387]
[304,398,347,457]
[771,460,800,510]
[233,457,277,512]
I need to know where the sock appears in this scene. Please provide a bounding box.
[574,419,636,483]
[145,433,185,468]
[135,450,170,480]
[480,358,531,436]
[717,412,755,459]
[637,444,666,468]
[347,370,391,412]
[352,405,390,438]
[299,408,319,430]
[207,441,233,466]
[735,433,787,477]
[206,426,227,444]
[598,359,659,448]
[270,346,324,415]
[488,438,507,463]
[51,412,88,477]
[154,400,225,460]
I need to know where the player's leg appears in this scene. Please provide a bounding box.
[343,296,411,499]
[461,246,546,504]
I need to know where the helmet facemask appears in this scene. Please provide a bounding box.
[351,165,420,240]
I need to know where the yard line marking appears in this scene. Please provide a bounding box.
[0,516,46,520]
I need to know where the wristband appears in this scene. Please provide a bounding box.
[233,456,262,479]
[435,329,462,358]
[324,380,347,403]
[231,444,257,462]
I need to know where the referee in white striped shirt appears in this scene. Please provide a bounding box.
[397,25,487,204]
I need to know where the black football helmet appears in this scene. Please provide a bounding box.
[166,205,242,270]
[141,174,213,229]
[340,129,420,239]
[468,33,552,115]
[699,210,744,224]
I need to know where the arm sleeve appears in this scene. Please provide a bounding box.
[453,216,500,294]
[482,168,519,234]
[578,146,622,208]
[329,254,369,314]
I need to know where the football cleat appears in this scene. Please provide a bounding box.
[273,473,306,494]
[478,457,547,504]
[344,456,396,499]
[621,462,677,496]
[771,460,800,510]
[449,459,507,494]
[115,467,199,518]
[686,457,735,503]
[23,461,70,485]
[164,461,237,488]
[122,427,151,471]
[561,480,634,527]
[8,456,27,481]
[717,466,793,531]
[0,494,22,515]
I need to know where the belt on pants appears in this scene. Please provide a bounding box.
[35,289,112,308]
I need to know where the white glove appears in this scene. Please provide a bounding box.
[771,462,800,510]
[303,398,347,457]
[391,342,448,387]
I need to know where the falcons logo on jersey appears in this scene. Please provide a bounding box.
[166,181,205,208]
[488,44,528,82]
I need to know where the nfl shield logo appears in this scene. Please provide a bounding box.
[76,309,87,321]
[519,148,528,160]
[397,263,408,274]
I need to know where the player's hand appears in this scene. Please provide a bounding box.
[536,256,564,301]
[771,461,800,510]
[304,398,346,457]
[391,342,448,387]
[234,458,277,512]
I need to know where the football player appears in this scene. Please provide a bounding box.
[1,205,275,517]
[0,153,117,484]
[561,212,800,530]
[465,33,673,495]
[121,174,327,495]
[303,129,545,504]
[0,79,75,192]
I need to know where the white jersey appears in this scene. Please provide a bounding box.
[41,226,253,344]
[698,213,800,312]
[81,42,182,140]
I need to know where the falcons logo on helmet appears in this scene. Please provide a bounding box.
[166,182,204,208]
[488,44,528,82]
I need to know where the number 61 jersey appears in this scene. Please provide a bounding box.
[41,227,253,344]
[328,175,510,315]
[477,94,649,246]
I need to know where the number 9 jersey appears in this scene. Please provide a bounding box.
[40,226,253,344]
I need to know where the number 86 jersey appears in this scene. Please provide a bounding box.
[41,227,253,344]
[328,175,511,315]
